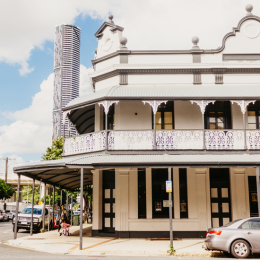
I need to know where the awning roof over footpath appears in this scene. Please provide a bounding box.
[14,153,260,190]
[65,84,260,110]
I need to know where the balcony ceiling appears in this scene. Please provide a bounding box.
[65,84,260,111]
[14,153,260,190]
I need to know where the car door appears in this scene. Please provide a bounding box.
[241,219,260,251]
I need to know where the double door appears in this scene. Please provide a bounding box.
[210,168,232,227]
[102,170,115,233]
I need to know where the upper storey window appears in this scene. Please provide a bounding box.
[205,101,231,129]
[248,101,260,129]
[152,101,174,130]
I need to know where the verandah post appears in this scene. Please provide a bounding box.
[30,178,35,236]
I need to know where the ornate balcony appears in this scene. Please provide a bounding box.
[63,129,260,156]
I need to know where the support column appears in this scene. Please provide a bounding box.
[92,170,102,232]
[105,113,108,151]
[52,186,55,230]
[14,173,20,239]
[80,168,84,250]
[146,168,152,219]
[256,167,260,217]
[66,190,69,215]
[30,178,35,236]
[71,193,73,225]
[168,167,173,248]
[243,113,247,149]
[60,189,62,208]
[190,100,215,150]
[42,183,46,231]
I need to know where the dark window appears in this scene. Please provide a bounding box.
[179,168,188,219]
[205,101,231,129]
[138,169,146,219]
[152,168,174,218]
[247,101,260,129]
[152,101,174,129]
[103,104,115,130]
[248,176,259,217]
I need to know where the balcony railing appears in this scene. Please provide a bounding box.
[63,131,106,156]
[63,129,260,156]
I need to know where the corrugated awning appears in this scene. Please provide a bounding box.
[14,153,260,190]
[65,84,260,110]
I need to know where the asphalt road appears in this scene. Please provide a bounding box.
[1,221,260,260]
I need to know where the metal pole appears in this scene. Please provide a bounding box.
[154,113,156,149]
[52,186,55,230]
[256,167,260,217]
[80,168,84,250]
[168,167,173,248]
[48,190,50,232]
[14,174,20,239]
[3,157,8,210]
[61,189,62,208]
[71,193,73,225]
[66,191,68,215]
[105,112,108,151]
[243,113,247,150]
[30,179,35,236]
[42,183,46,231]
[202,114,206,150]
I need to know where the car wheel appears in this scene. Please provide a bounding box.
[231,240,250,258]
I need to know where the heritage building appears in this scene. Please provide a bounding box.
[15,5,260,240]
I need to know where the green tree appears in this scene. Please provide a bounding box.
[42,137,63,160]
[0,179,15,200]
[22,186,40,204]
[41,192,61,206]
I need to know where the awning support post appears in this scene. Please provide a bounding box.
[202,114,205,150]
[52,186,55,230]
[71,193,73,225]
[42,183,46,231]
[66,190,69,215]
[14,173,20,239]
[60,189,62,208]
[168,168,173,248]
[243,113,247,150]
[80,167,84,250]
[256,167,260,217]
[154,113,156,149]
[30,178,35,236]
[105,112,108,151]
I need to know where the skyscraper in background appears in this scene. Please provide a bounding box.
[52,24,80,139]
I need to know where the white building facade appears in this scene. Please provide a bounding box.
[15,6,260,239]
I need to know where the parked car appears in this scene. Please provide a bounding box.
[13,205,53,233]
[6,209,16,220]
[0,210,9,222]
[204,217,260,258]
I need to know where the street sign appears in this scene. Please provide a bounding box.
[166,180,172,193]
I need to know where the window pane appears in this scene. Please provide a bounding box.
[248,219,260,229]
[217,118,224,129]
[164,112,172,124]
[138,169,146,219]
[210,123,216,129]
[241,221,250,229]
[156,112,161,130]
[248,111,256,124]
[248,124,257,129]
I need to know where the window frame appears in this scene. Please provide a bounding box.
[204,101,232,130]
[247,101,260,130]
[152,101,174,130]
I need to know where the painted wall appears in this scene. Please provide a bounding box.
[114,101,152,130]
[95,76,119,91]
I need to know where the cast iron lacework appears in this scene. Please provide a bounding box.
[63,131,106,156]
[205,130,244,150]
[246,131,260,149]
[231,100,256,114]
[190,100,216,114]
[142,101,168,114]
[108,131,154,150]
[98,101,119,114]
[156,130,203,149]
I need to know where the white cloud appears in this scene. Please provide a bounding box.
[0,64,91,157]
[2,0,260,75]
[79,65,94,97]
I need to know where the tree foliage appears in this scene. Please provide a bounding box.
[42,137,63,160]
[0,179,15,200]
[22,186,40,204]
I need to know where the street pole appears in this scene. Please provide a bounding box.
[1,157,15,210]
[80,167,84,250]
[30,179,35,236]
[256,167,260,217]
[168,167,173,248]
[14,174,20,239]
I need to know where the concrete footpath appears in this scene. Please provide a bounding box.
[6,224,221,257]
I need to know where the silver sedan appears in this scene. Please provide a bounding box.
[204,217,260,258]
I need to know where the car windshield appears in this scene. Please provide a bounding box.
[223,219,241,227]
[21,208,42,215]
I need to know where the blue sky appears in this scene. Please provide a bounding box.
[0,0,259,172]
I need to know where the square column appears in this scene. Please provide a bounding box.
[92,170,102,231]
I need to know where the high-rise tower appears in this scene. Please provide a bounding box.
[52,24,80,139]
